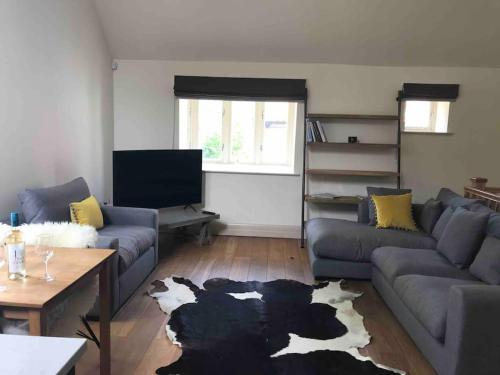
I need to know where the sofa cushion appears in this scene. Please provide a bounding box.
[372,246,476,284]
[98,225,156,273]
[436,188,482,209]
[18,177,91,223]
[487,213,500,239]
[367,187,411,226]
[470,236,500,284]
[437,207,489,269]
[431,207,454,240]
[371,193,418,231]
[418,199,443,234]
[394,275,483,341]
[307,218,436,263]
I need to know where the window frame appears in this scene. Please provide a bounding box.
[402,100,451,134]
[179,98,298,173]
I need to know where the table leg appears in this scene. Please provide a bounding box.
[99,258,111,375]
[28,309,47,336]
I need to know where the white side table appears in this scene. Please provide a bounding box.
[0,334,86,375]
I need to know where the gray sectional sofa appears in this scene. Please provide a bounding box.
[18,177,159,316]
[306,188,500,375]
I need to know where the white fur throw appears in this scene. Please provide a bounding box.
[0,222,99,337]
[0,222,98,248]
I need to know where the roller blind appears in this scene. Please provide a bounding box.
[399,83,459,101]
[174,76,307,101]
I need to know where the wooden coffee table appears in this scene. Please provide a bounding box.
[0,247,115,375]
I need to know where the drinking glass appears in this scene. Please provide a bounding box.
[0,248,6,292]
[35,234,55,282]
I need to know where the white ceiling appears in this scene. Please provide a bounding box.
[94,0,500,67]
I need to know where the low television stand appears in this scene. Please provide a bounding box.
[158,207,220,245]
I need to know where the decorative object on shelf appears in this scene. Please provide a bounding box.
[348,136,359,144]
[470,177,488,190]
[150,277,403,374]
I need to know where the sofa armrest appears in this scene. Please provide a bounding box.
[445,285,500,375]
[88,235,120,318]
[100,205,158,229]
[95,235,119,251]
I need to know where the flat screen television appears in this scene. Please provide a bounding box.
[113,150,202,209]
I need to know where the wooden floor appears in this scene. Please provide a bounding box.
[77,236,436,375]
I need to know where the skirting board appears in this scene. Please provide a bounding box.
[212,222,301,239]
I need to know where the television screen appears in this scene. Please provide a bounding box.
[113,150,202,209]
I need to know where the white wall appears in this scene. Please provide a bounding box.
[0,1,113,218]
[114,60,500,234]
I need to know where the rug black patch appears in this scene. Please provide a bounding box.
[154,278,397,375]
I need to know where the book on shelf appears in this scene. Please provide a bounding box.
[309,193,337,199]
[306,122,314,143]
[316,121,328,142]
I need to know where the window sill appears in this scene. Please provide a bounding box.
[203,163,299,176]
[402,131,454,135]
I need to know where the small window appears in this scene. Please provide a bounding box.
[403,100,450,133]
[178,99,297,174]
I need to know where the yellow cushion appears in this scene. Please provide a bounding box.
[70,195,104,229]
[371,193,418,232]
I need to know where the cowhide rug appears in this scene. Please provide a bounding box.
[149,277,404,375]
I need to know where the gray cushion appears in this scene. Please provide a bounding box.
[98,225,156,274]
[437,207,489,269]
[18,177,90,223]
[470,236,500,284]
[307,218,436,263]
[367,187,412,226]
[487,213,500,239]
[394,275,483,341]
[418,199,443,234]
[436,188,482,209]
[432,207,454,240]
[371,246,477,284]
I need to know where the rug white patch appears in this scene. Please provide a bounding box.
[228,291,263,300]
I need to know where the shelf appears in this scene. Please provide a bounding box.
[307,113,399,121]
[307,142,399,150]
[304,195,364,205]
[306,169,400,177]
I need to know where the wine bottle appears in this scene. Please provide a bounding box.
[5,212,26,280]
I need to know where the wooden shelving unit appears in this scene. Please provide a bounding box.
[300,110,402,247]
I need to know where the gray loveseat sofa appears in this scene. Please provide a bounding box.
[306,188,500,375]
[18,177,159,316]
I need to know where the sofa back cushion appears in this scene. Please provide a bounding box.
[487,213,500,238]
[436,188,483,209]
[437,207,489,269]
[470,236,500,284]
[18,177,91,223]
[432,207,454,240]
[418,198,443,234]
[366,187,411,226]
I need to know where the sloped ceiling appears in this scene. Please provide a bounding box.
[94,0,500,67]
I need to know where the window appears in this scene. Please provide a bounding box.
[178,99,298,174]
[403,100,451,133]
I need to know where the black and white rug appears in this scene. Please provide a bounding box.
[149,277,404,375]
